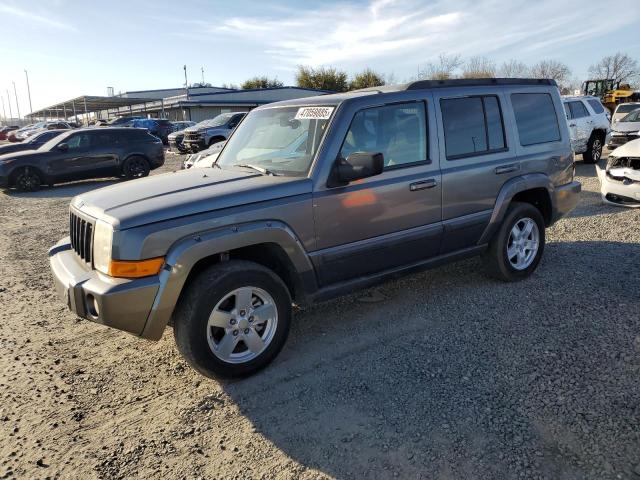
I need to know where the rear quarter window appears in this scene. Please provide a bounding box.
[587,99,605,114]
[511,93,561,146]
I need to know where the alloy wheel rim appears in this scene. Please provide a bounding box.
[506,217,539,270]
[206,286,278,364]
[18,170,38,190]
[592,139,602,160]
[128,159,146,177]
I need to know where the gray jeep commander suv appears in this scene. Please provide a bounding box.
[49,79,581,378]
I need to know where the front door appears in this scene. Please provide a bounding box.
[311,100,442,286]
[567,100,591,153]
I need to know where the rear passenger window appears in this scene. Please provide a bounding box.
[511,93,561,146]
[340,102,427,169]
[569,101,589,119]
[440,95,506,158]
[587,99,605,114]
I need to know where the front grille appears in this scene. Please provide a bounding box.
[69,211,94,264]
[184,132,201,142]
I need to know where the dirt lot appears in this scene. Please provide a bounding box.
[0,151,639,480]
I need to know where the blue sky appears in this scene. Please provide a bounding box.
[1,0,639,116]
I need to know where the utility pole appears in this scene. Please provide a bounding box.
[183,65,189,99]
[6,90,12,120]
[12,82,20,119]
[201,66,205,84]
[1,96,6,122]
[24,70,33,116]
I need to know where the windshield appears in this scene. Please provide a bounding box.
[620,109,640,123]
[216,106,334,176]
[196,113,235,129]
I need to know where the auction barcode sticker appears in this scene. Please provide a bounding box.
[295,107,334,120]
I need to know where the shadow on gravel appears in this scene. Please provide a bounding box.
[4,178,118,198]
[220,240,640,479]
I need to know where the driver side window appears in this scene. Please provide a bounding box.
[339,102,427,169]
[65,133,92,150]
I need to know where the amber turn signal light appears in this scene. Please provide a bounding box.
[108,257,165,278]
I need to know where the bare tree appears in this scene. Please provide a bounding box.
[529,60,571,87]
[588,52,639,85]
[498,59,530,78]
[419,54,463,80]
[461,56,496,78]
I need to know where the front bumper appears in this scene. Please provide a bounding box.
[551,181,581,223]
[48,237,161,338]
[183,139,205,152]
[608,133,639,149]
[595,165,640,208]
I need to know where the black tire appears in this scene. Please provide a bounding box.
[12,167,42,192]
[173,260,292,379]
[121,155,150,179]
[484,202,545,282]
[583,133,603,164]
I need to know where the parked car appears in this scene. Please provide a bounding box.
[168,122,196,153]
[182,112,246,152]
[611,102,640,124]
[7,123,39,142]
[608,107,640,149]
[0,129,67,155]
[182,141,226,169]
[48,78,580,379]
[596,138,640,207]
[107,116,144,126]
[0,127,164,191]
[562,96,610,163]
[0,126,20,140]
[18,121,73,141]
[126,118,174,144]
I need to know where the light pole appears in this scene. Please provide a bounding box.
[183,65,189,99]
[12,82,20,120]
[201,66,205,84]
[24,70,33,116]
[6,90,12,120]
[1,96,6,121]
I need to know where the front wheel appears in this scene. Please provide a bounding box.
[13,167,42,192]
[484,202,545,282]
[173,261,292,379]
[121,156,150,179]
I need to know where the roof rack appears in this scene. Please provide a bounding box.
[404,78,557,90]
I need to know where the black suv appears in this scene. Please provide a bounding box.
[0,128,164,192]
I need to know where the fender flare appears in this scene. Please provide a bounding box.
[140,220,316,340]
[478,173,553,245]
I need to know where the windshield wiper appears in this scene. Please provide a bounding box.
[233,164,280,176]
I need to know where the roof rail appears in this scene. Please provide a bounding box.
[404,78,557,90]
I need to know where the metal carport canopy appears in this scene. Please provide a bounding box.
[27,95,159,119]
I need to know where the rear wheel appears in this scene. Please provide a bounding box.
[583,133,603,164]
[173,260,292,379]
[484,202,545,281]
[121,156,150,179]
[13,167,42,192]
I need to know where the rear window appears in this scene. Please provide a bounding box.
[121,129,152,141]
[511,93,561,146]
[440,95,506,158]
[568,101,589,119]
[587,99,605,114]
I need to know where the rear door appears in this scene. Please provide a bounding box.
[312,98,442,286]
[433,89,515,253]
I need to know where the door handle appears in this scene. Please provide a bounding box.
[495,164,520,175]
[409,179,437,191]
[569,123,577,127]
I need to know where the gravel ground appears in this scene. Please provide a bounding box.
[0,150,639,480]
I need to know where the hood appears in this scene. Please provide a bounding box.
[0,143,34,156]
[609,138,640,158]
[0,149,50,163]
[613,121,640,133]
[168,130,185,138]
[72,167,312,230]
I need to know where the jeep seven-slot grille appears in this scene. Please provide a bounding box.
[69,211,94,264]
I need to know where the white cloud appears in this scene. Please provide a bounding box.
[0,4,76,31]
[204,0,639,71]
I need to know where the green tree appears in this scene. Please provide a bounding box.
[295,66,349,92]
[349,69,386,90]
[241,76,284,89]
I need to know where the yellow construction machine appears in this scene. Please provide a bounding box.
[582,79,640,112]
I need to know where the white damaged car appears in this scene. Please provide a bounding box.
[596,138,640,207]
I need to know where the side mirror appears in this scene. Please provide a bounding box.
[331,152,384,186]
[57,143,69,152]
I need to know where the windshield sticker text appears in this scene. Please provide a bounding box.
[295,107,334,120]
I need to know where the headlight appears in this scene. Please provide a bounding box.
[93,219,113,275]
